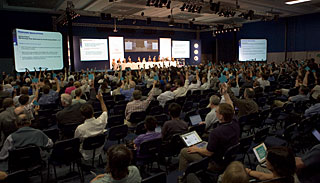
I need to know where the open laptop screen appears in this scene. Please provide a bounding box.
[180,131,202,147]
[189,115,202,126]
[253,143,267,164]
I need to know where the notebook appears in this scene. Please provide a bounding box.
[189,115,202,126]
[180,131,207,148]
[312,129,320,141]
[253,143,267,167]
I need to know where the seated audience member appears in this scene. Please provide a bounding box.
[90,145,141,183]
[148,81,162,97]
[14,85,39,120]
[241,76,253,89]
[187,161,249,183]
[120,75,136,101]
[38,77,60,105]
[200,95,220,135]
[227,87,258,118]
[74,93,108,161]
[186,69,201,92]
[134,116,161,157]
[13,86,34,107]
[221,161,249,183]
[157,83,174,107]
[162,103,188,142]
[253,81,264,98]
[304,95,320,117]
[173,79,188,98]
[0,98,17,146]
[125,81,155,127]
[56,93,84,126]
[246,146,299,183]
[230,76,240,97]
[289,85,309,103]
[112,82,122,96]
[0,84,11,100]
[70,81,81,98]
[310,80,320,101]
[98,80,111,94]
[72,88,86,105]
[179,100,240,172]
[65,78,76,95]
[0,114,53,160]
[258,73,271,90]
[296,144,320,169]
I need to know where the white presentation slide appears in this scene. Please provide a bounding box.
[160,38,172,59]
[109,36,124,67]
[172,40,190,58]
[13,28,63,72]
[80,39,108,61]
[239,39,267,61]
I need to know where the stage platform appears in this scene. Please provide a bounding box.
[114,61,178,70]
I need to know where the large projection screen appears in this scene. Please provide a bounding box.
[13,28,63,72]
[80,39,108,61]
[109,36,124,66]
[160,38,172,59]
[172,40,190,58]
[125,39,158,52]
[239,39,267,62]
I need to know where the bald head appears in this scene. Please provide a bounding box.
[244,88,255,99]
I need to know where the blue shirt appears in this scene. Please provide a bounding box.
[38,90,59,105]
[304,103,320,118]
[120,88,134,101]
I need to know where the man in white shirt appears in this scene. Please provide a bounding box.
[157,84,175,107]
[74,92,108,161]
[200,95,220,134]
[186,69,201,92]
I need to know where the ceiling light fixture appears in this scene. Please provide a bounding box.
[285,0,311,5]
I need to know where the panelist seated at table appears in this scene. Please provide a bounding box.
[128,56,132,63]
[142,58,146,62]
[117,58,121,63]
[137,57,141,62]
[153,56,156,62]
[148,56,152,62]
[123,58,127,63]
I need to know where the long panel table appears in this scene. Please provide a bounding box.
[114,61,178,70]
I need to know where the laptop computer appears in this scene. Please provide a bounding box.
[189,115,202,126]
[312,129,320,141]
[155,126,162,133]
[253,143,267,167]
[180,131,207,148]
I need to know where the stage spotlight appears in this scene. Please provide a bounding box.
[234,28,237,31]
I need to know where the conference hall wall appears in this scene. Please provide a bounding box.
[0,10,199,73]
[63,16,198,71]
[201,12,320,63]
[0,10,54,74]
